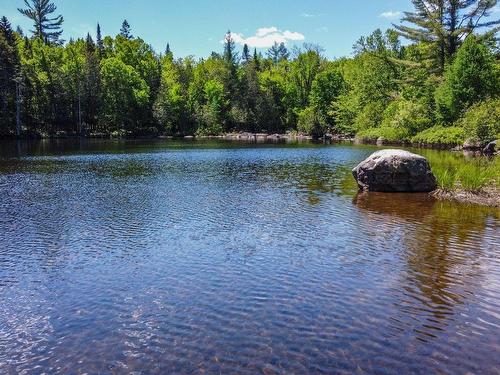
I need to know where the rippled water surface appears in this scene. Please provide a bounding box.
[0,139,499,374]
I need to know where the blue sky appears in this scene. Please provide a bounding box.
[1,0,420,58]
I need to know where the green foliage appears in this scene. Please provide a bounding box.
[100,57,149,132]
[18,0,64,44]
[309,67,344,129]
[435,35,498,123]
[394,0,499,72]
[412,126,465,146]
[195,80,227,135]
[356,126,411,143]
[386,99,432,135]
[297,106,325,137]
[2,4,499,141]
[353,101,387,132]
[458,98,500,144]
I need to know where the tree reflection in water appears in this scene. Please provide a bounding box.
[353,192,498,341]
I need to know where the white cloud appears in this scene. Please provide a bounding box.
[256,27,278,37]
[380,10,401,19]
[225,27,305,48]
[301,13,326,18]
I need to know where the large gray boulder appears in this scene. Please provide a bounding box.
[352,149,437,192]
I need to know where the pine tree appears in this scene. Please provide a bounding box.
[242,44,251,63]
[0,16,19,134]
[165,43,173,59]
[223,30,238,64]
[267,42,280,63]
[277,42,289,61]
[18,0,64,44]
[83,33,101,131]
[120,20,132,39]
[394,0,499,72]
[96,23,104,56]
[267,42,288,64]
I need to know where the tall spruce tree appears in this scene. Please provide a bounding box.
[83,33,101,130]
[120,20,132,39]
[96,23,104,56]
[253,48,260,70]
[18,0,64,44]
[223,31,238,64]
[394,0,499,72]
[242,44,251,63]
[0,16,19,134]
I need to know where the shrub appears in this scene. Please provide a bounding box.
[297,106,326,137]
[412,125,465,146]
[353,101,386,131]
[356,126,410,142]
[457,98,500,145]
[389,99,432,135]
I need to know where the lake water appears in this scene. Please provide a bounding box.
[0,139,499,374]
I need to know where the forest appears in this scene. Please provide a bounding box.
[0,0,499,146]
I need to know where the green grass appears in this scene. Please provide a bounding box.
[428,155,500,192]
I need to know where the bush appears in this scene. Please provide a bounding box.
[412,125,465,146]
[388,99,432,135]
[356,126,410,142]
[457,98,500,145]
[297,106,326,137]
[353,101,386,131]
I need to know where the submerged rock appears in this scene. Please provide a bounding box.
[352,149,437,192]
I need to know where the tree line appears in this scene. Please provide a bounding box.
[0,0,499,145]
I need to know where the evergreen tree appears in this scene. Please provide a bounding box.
[253,48,260,70]
[83,33,101,130]
[165,43,171,55]
[435,35,498,123]
[120,20,132,39]
[96,23,104,56]
[223,31,238,64]
[277,42,289,61]
[18,0,64,44]
[0,16,19,134]
[242,44,251,63]
[267,42,280,63]
[267,42,289,63]
[394,0,499,72]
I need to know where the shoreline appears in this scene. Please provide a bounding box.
[3,132,495,154]
[431,187,500,208]
[2,133,497,208]
[0,132,462,150]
